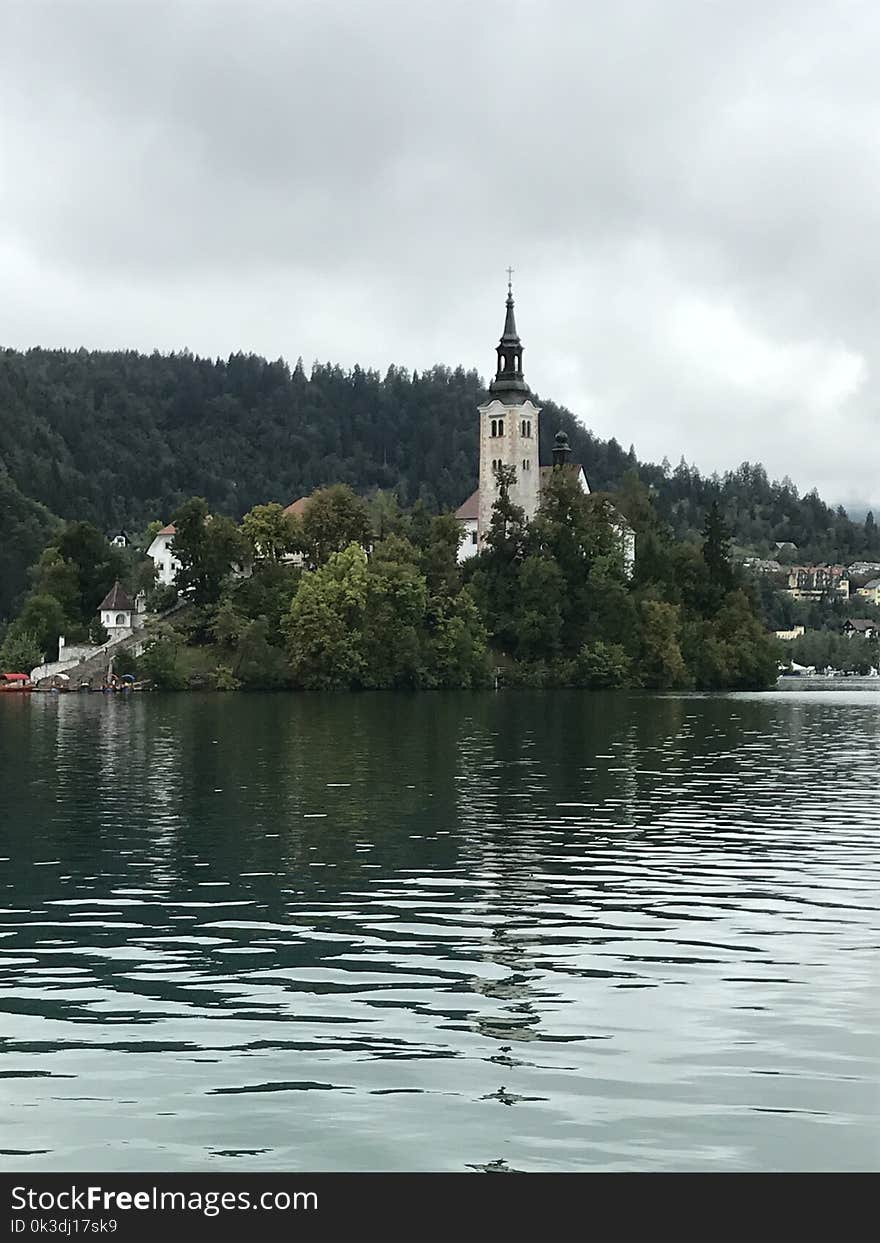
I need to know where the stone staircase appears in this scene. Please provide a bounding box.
[63,629,146,687]
[38,598,191,688]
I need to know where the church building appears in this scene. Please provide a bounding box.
[455,280,635,573]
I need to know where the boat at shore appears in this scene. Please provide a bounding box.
[0,672,35,692]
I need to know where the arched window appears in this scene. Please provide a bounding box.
[115,613,126,626]
[490,419,496,437]
[498,419,504,436]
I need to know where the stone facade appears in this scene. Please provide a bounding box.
[476,395,542,542]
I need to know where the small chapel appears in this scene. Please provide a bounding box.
[455,279,635,572]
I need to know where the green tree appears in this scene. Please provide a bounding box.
[232,616,290,689]
[0,627,42,673]
[530,470,624,653]
[286,543,369,689]
[367,490,407,542]
[211,598,249,646]
[89,617,110,646]
[702,501,733,592]
[54,522,127,625]
[411,512,463,597]
[16,593,67,660]
[638,598,688,688]
[569,640,632,688]
[512,555,566,661]
[170,498,248,605]
[138,635,184,690]
[242,502,298,562]
[424,589,491,688]
[466,465,529,653]
[360,538,428,688]
[299,485,371,568]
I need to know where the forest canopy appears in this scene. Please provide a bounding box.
[1,345,877,624]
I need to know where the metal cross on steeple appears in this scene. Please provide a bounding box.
[506,265,514,293]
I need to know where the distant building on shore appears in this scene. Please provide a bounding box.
[843,618,877,639]
[784,565,850,601]
[854,577,880,607]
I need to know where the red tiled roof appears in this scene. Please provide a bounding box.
[283,496,311,518]
[455,490,479,521]
[158,523,176,535]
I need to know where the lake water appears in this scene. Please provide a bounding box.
[1,688,879,1171]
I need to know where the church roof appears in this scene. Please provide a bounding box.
[99,581,133,612]
[283,496,311,518]
[538,464,584,482]
[455,490,479,521]
[489,278,530,401]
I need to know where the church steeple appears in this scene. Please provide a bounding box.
[489,270,529,399]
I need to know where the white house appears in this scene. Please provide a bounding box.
[147,524,180,586]
[455,281,635,576]
[99,581,135,638]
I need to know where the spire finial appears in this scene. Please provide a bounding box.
[489,270,528,397]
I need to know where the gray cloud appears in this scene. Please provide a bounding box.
[1,0,878,508]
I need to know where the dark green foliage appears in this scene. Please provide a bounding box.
[0,346,875,630]
[474,472,778,691]
[702,500,733,594]
[241,502,298,563]
[149,583,180,614]
[170,497,248,606]
[37,522,128,628]
[89,617,110,647]
[14,594,67,662]
[137,635,184,690]
[285,541,490,690]
[231,617,291,689]
[0,470,59,623]
[0,627,42,673]
[298,484,371,568]
[785,630,878,674]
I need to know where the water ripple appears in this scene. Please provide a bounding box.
[1,689,879,1170]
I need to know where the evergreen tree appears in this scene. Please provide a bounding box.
[702,501,733,591]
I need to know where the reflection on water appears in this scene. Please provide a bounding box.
[1,689,879,1171]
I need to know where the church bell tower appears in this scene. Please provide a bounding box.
[476,275,542,543]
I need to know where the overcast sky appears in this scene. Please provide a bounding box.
[2,1,879,510]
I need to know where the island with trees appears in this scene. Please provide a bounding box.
[0,467,780,693]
